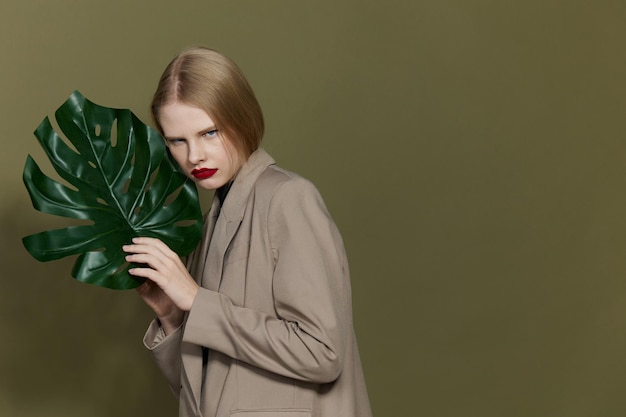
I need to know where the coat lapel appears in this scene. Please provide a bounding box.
[180,149,275,416]
[201,149,275,291]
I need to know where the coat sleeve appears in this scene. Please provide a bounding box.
[183,176,351,384]
[143,319,183,396]
[141,239,206,396]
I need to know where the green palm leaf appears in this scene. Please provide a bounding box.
[22,91,203,290]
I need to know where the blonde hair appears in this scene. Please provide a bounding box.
[151,47,264,159]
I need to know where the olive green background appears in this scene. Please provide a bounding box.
[2,0,625,416]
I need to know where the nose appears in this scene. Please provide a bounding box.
[187,140,206,165]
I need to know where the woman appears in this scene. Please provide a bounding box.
[123,47,372,417]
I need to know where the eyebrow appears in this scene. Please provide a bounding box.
[163,125,217,141]
[200,125,218,134]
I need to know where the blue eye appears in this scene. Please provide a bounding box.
[203,129,219,137]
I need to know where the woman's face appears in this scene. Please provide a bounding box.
[159,101,244,191]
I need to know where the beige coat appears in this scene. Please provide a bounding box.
[144,149,372,417]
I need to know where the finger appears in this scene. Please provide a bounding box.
[131,236,159,245]
[131,237,174,254]
[135,279,153,295]
[123,240,178,263]
[125,253,166,272]
[123,242,166,256]
[128,264,164,283]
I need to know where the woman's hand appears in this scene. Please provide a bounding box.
[123,237,199,329]
[135,279,185,335]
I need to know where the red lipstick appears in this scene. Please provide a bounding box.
[191,168,218,179]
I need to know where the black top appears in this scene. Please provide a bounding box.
[216,181,233,205]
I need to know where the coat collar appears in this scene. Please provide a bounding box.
[216,148,275,223]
